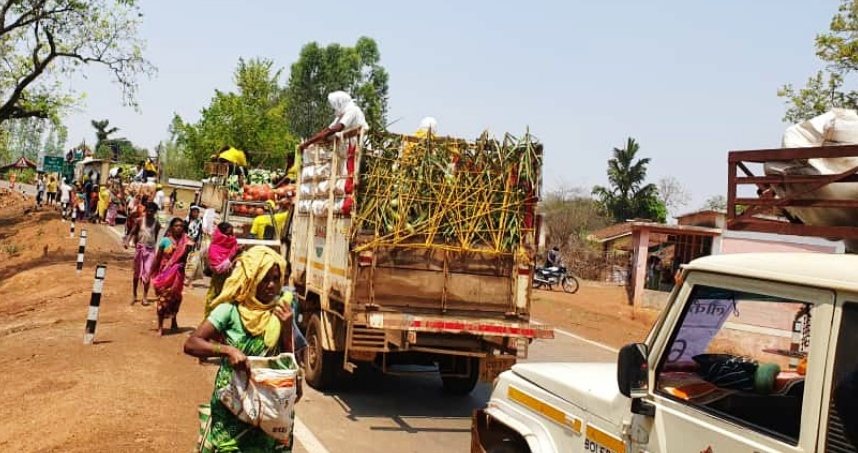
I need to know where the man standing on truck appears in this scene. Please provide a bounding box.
[416,117,437,137]
[143,158,157,180]
[298,91,369,151]
[212,145,248,178]
[248,198,292,241]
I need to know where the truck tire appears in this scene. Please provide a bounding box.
[441,357,480,395]
[304,314,340,390]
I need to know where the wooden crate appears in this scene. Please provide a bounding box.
[204,162,231,177]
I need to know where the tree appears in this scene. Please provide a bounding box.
[701,195,727,211]
[0,124,10,164]
[540,186,612,249]
[778,0,858,123]
[42,123,66,156]
[3,117,45,161]
[94,137,142,163]
[170,58,299,178]
[284,37,390,138]
[91,119,119,152]
[592,137,667,223]
[657,176,691,218]
[0,0,154,124]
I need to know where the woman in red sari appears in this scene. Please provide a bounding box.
[151,217,192,335]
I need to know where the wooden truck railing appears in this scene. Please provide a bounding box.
[727,145,858,239]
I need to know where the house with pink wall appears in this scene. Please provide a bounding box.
[589,210,846,311]
[678,209,846,256]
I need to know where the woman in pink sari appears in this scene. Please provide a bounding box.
[204,221,239,320]
[152,217,191,336]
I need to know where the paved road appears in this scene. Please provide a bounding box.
[81,196,618,453]
[292,327,617,453]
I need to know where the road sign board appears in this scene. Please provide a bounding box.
[43,156,64,173]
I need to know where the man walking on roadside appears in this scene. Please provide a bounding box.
[35,174,46,208]
[46,175,57,207]
[124,202,161,305]
[59,178,72,221]
[168,187,178,215]
[152,184,166,211]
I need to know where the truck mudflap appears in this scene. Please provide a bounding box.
[364,312,555,340]
[471,409,489,453]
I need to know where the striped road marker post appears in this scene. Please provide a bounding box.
[76,230,87,274]
[84,264,107,345]
[69,209,76,238]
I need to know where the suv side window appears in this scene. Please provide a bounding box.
[826,303,858,452]
[655,285,811,445]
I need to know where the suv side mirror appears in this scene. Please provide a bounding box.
[617,343,649,398]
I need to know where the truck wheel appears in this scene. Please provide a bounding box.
[304,314,340,390]
[441,357,480,395]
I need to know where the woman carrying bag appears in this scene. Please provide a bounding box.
[184,246,305,452]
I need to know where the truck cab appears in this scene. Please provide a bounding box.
[472,253,858,452]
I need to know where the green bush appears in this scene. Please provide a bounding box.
[17,169,36,184]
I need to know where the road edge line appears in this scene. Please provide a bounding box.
[295,415,331,453]
[533,320,618,353]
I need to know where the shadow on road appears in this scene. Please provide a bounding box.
[316,366,491,434]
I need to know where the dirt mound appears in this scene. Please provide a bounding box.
[0,187,27,209]
[0,195,214,452]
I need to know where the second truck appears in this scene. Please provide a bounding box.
[289,129,554,394]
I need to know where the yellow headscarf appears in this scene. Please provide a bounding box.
[218,147,248,167]
[210,246,287,348]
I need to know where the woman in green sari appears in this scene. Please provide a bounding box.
[184,246,303,452]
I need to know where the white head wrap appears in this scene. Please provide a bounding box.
[328,91,354,116]
[418,117,438,134]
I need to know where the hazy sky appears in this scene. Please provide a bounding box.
[63,0,840,212]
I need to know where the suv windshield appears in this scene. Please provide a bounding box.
[655,284,814,444]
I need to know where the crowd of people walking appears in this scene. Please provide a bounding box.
[0,90,365,452]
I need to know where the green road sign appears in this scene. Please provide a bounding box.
[43,156,64,173]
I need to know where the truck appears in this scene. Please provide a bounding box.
[199,161,291,256]
[471,143,858,452]
[289,129,555,394]
[472,252,858,452]
[74,158,111,186]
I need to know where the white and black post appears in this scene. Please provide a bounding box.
[69,208,76,238]
[76,230,87,274]
[84,264,107,345]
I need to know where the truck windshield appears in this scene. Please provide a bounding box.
[655,284,815,445]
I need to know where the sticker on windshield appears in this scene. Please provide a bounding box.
[584,425,624,453]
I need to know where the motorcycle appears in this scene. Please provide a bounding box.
[532,265,580,294]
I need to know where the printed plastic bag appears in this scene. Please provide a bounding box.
[217,353,299,443]
[184,250,201,284]
[197,235,212,279]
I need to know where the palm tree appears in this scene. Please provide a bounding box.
[91,119,119,147]
[91,119,120,160]
[592,138,665,222]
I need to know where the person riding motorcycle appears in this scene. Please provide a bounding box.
[545,246,560,268]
